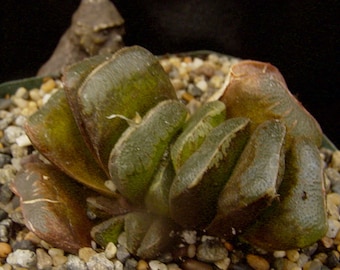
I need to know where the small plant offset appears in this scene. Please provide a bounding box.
[11,46,327,258]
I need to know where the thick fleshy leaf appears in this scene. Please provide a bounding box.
[206,120,286,238]
[87,195,135,220]
[63,53,110,162]
[11,162,93,254]
[169,117,250,228]
[109,100,188,204]
[70,46,178,173]
[124,212,153,255]
[171,100,227,172]
[144,151,175,216]
[136,217,175,259]
[90,215,125,248]
[24,90,113,196]
[241,138,328,250]
[220,60,323,147]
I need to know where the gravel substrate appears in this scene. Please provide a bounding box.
[0,52,340,270]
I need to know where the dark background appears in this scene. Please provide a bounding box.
[0,0,339,147]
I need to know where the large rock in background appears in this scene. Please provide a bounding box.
[0,0,338,147]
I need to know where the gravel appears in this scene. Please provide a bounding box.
[0,52,339,269]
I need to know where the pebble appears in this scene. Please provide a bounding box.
[3,126,25,144]
[327,250,340,268]
[214,257,231,270]
[181,258,213,270]
[0,183,13,204]
[41,78,56,93]
[273,250,287,258]
[86,252,114,270]
[303,259,323,270]
[246,254,270,270]
[327,219,340,238]
[0,99,12,110]
[124,258,138,270]
[78,247,97,262]
[104,241,117,259]
[136,259,149,270]
[181,230,197,245]
[274,258,299,270]
[330,151,340,170]
[196,239,228,263]
[286,249,300,262]
[6,249,37,268]
[113,260,124,270]
[116,244,130,262]
[65,254,87,270]
[0,242,12,258]
[12,240,35,252]
[36,248,53,269]
[148,260,167,270]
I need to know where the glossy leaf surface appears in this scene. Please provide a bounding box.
[220,60,323,147]
[12,163,93,254]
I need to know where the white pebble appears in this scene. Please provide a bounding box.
[149,260,167,270]
[6,249,37,268]
[191,57,204,69]
[14,115,27,126]
[327,219,340,238]
[196,80,208,91]
[214,257,231,270]
[4,126,25,144]
[104,180,117,192]
[15,87,28,98]
[16,134,32,147]
[113,259,124,270]
[66,254,87,270]
[105,242,117,259]
[181,230,197,245]
[273,250,286,258]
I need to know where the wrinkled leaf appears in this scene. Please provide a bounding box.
[109,100,188,204]
[90,215,125,248]
[170,117,250,228]
[137,216,175,259]
[124,212,153,255]
[220,60,323,147]
[206,120,286,238]
[11,162,93,254]
[171,100,227,172]
[241,138,328,250]
[145,151,175,216]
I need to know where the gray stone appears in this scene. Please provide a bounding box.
[3,126,25,144]
[124,258,138,270]
[196,239,228,263]
[0,153,11,167]
[87,252,114,270]
[66,254,87,270]
[6,249,37,268]
[116,245,130,263]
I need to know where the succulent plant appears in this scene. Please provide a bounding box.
[11,46,327,258]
